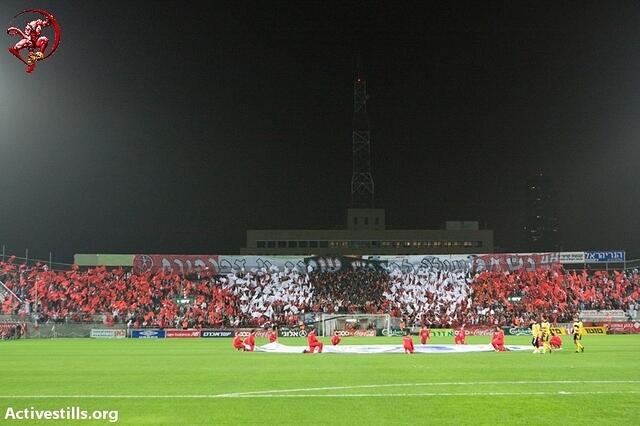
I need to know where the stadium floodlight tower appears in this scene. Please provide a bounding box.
[350,64,374,209]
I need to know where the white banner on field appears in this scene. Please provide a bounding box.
[90,329,126,339]
[255,342,532,354]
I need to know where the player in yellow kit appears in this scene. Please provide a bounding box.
[540,317,552,354]
[572,318,585,353]
[530,319,542,354]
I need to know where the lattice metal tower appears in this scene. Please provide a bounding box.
[350,66,375,208]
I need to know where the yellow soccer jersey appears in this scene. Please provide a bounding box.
[573,321,583,335]
[532,323,541,338]
[541,321,551,338]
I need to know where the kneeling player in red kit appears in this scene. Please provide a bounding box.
[491,326,505,352]
[307,328,324,353]
[403,334,414,354]
[419,325,430,344]
[232,332,245,351]
[550,332,562,349]
[454,326,466,344]
[331,330,341,346]
[243,330,256,352]
[267,327,278,343]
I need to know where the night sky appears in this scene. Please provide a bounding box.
[1,0,639,262]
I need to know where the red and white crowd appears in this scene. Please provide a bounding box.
[1,256,638,328]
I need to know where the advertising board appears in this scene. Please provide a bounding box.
[165,329,201,338]
[333,329,377,337]
[377,328,409,337]
[131,329,165,339]
[90,329,126,339]
[278,327,308,338]
[584,251,625,263]
[200,330,234,338]
[603,322,640,334]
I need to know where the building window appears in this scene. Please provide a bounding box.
[375,217,379,225]
[354,217,358,225]
[288,241,297,248]
[349,240,370,248]
[277,241,286,248]
[310,241,318,248]
[299,241,308,248]
[267,241,276,248]
[319,241,328,248]
[364,217,369,225]
[257,241,266,248]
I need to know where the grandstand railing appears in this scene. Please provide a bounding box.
[562,258,639,272]
[624,259,640,271]
[0,250,74,273]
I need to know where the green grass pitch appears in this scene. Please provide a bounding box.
[1,335,638,425]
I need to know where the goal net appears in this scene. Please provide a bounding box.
[320,313,391,337]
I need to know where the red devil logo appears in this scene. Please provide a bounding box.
[6,9,61,73]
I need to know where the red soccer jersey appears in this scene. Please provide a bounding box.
[550,335,562,348]
[307,332,318,345]
[232,336,244,349]
[243,334,255,351]
[402,335,414,352]
[331,335,341,345]
[267,331,277,343]
[492,330,504,343]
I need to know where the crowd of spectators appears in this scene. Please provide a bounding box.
[383,269,472,327]
[1,256,639,328]
[220,267,313,327]
[310,269,388,315]
[466,268,640,325]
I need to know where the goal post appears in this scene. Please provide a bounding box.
[320,313,391,337]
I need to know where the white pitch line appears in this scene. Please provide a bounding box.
[217,380,640,397]
[0,391,639,399]
[0,381,638,399]
[217,391,640,398]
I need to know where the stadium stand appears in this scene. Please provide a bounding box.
[1,257,639,328]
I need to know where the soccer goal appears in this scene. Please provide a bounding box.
[320,313,391,337]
